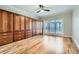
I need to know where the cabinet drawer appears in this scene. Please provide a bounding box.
[14,32,21,35]
[0,33,13,46]
[14,31,25,41]
[14,36,22,41]
[0,33,13,36]
[0,36,13,46]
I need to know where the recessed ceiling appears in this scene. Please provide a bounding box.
[11,5,77,17]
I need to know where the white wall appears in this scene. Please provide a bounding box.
[73,7,79,48]
[0,5,39,19]
[41,11,72,37]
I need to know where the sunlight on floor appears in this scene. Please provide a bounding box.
[43,35,64,53]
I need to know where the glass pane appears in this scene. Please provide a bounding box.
[43,19,63,34]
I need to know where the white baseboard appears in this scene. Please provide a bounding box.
[72,37,79,49]
[43,33,72,38]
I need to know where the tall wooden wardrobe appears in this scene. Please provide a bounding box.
[13,14,25,41]
[25,17,33,38]
[0,9,43,46]
[0,10,13,45]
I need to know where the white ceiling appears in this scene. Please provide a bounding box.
[0,5,77,18]
[11,5,77,18]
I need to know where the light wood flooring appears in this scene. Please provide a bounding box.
[0,35,78,54]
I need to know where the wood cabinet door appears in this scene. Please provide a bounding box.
[38,21,43,34]
[0,11,13,32]
[28,18,32,32]
[25,17,29,38]
[20,16,25,30]
[27,18,32,38]
[1,11,8,32]
[0,10,2,32]
[7,12,14,32]
[35,20,38,35]
[35,21,43,35]
[32,20,36,36]
[40,21,43,34]
[14,14,21,31]
[20,16,25,39]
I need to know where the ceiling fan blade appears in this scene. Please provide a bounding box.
[35,5,50,13]
[44,9,50,11]
[36,10,41,13]
[39,5,44,8]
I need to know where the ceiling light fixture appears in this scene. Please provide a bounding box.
[35,5,50,13]
[40,9,44,12]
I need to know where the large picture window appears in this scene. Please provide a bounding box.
[44,19,63,34]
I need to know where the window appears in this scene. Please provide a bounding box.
[44,19,63,34]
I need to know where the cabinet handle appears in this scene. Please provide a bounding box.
[19,35,21,36]
[19,32,21,33]
[19,38,21,39]
[3,37,8,38]
[3,34,7,36]
[3,41,7,42]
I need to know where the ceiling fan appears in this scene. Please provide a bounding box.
[36,5,50,13]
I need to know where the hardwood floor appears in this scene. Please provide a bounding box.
[0,35,78,54]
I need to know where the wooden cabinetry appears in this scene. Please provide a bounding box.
[0,9,43,46]
[14,14,21,31]
[32,20,43,36]
[27,18,33,38]
[0,10,13,32]
[13,15,25,41]
[14,31,22,41]
[14,14,21,41]
[20,16,25,39]
[30,19,43,36]
[0,10,13,45]
[0,33,13,45]
[21,16,25,30]
[37,21,43,35]
[25,17,28,38]
[32,20,36,36]
[25,17,33,38]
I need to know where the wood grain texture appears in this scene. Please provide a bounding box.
[0,35,78,54]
